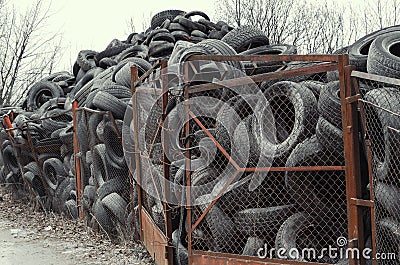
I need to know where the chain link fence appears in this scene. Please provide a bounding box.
[356,73,400,265]
[73,107,137,241]
[131,55,353,265]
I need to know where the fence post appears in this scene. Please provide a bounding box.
[72,100,83,220]
[340,55,365,265]
[130,66,143,241]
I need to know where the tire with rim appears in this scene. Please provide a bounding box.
[27,81,64,111]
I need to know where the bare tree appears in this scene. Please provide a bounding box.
[0,0,62,106]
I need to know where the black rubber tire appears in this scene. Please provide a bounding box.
[113,57,152,87]
[168,22,191,34]
[103,119,125,167]
[221,25,269,53]
[364,88,400,184]
[144,29,170,46]
[83,185,96,207]
[27,81,64,111]
[42,109,73,132]
[92,91,127,119]
[102,192,128,226]
[52,177,71,213]
[172,229,189,265]
[92,199,116,234]
[300,81,325,101]
[349,25,400,72]
[2,144,19,174]
[181,39,243,71]
[254,81,318,165]
[149,41,175,58]
[92,144,109,187]
[184,10,210,21]
[77,50,97,71]
[65,199,78,219]
[191,30,208,38]
[43,157,66,192]
[233,205,296,237]
[99,57,117,69]
[23,171,46,197]
[88,113,103,145]
[196,195,244,253]
[318,81,343,129]
[94,44,133,64]
[242,237,265,257]
[171,31,190,41]
[375,182,400,220]
[316,117,344,157]
[376,217,400,262]
[23,162,39,175]
[240,44,297,75]
[285,136,346,215]
[97,177,129,201]
[150,10,185,29]
[367,32,400,78]
[152,32,176,43]
[275,212,319,261]
[114,45,149,62]
[178,17,207,33]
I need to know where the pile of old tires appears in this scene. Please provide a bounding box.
[0,8,399,264]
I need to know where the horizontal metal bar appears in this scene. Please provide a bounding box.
[350,198,374,208]
[351,70,400,86]
[188,62,338,94]
[187,54,340,62]
[191,250,333,265]
[345,94,361,104]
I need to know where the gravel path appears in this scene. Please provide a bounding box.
[0,186,154,265]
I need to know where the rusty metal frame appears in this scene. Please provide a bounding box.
[131,62,173,265]
[128,54,370,265]
[348,70,400,265]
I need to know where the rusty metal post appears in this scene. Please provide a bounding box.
[130,66,143,240]
[340,55,365,265]
[72,100,83,219]
[160,60,174,264]
[183,61,193,264]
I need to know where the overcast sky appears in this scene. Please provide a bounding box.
[15,0,216,72]
[15,0,372,73]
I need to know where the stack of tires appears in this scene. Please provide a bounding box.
[0,9,399,264]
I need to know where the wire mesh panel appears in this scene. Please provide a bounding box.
[74,107,136,240]
[356,74,400,265]
[175,58,350,264]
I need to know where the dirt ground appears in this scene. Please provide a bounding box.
[0,186,154,265]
